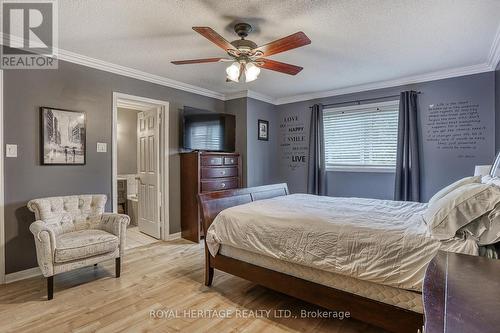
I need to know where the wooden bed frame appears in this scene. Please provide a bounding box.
[198,183,423,333]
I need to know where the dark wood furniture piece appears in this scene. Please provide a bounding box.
[181,151,242,242]
[198,183,423,333]
[117,178,128,215]
[423,251,500,333]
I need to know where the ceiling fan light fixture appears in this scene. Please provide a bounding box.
[245,62,260,82]
[172,24,310,81]
[226,62,240,82]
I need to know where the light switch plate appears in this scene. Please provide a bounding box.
[6,144,17,157]
[96,142,107,153]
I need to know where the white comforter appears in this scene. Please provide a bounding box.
[206,194,477,291]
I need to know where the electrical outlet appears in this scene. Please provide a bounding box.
[6,144,17,157]
[96,142,107,153]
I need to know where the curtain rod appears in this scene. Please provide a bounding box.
[309,91,422,109]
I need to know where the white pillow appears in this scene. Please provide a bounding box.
[481,175,493,183]
[482,207,500,245]
[457,215,490,243]
[424,183,500,240]
[459,205,500,245]
[484,176,500,188]
[428,176,481,205]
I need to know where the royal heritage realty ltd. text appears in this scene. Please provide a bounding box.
[150,309,351,320]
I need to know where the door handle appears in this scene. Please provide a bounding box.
[135,176,144,185]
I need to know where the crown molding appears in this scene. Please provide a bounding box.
[3,30,499,106]
[223,90,249,101]
[233,23,500,105]
[1,34,224,100]
[3,34,276,105]
[274,62,493,105]
[56,49,226,101]
[246,90,277,104]
[224,90,277,104]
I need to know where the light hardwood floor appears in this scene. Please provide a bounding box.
[0,240,386,333]
[126,226,158,250]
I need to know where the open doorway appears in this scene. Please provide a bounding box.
[112,93,170,248]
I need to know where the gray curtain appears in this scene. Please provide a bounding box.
[307,104,326,195]
[394,91,420,201]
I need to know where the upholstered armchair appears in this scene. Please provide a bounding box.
[27,195,129,300]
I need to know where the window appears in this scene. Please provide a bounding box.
[323,100,399,172]
[188,120,223,151]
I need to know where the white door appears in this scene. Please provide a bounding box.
[137,108,161,238]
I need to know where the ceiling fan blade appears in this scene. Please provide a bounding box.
[171,57,227,65]
[253,32,311,57]
[192,27,236,52]
[256,58,303,75]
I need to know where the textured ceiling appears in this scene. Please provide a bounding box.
[58,0,500,100]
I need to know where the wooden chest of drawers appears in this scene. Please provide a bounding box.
[180,151,242,242]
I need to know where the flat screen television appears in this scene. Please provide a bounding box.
[182,107,235,152]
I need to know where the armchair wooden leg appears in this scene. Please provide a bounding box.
[47,276,54,300]
[115,257,121,278]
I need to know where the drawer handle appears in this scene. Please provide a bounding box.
[221,183,226,188]
[221,170,226,175]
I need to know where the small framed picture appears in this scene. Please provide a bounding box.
[40,107,86,165]
[258,119,269,141]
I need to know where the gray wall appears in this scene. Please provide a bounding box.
[224,97,280,187]
[117,108,138,175]
[224,98,248,185]
[277,72,496,202]
[246,98,280,187]
[4,56,498,274]
[496,64,500,152]
[4,60,225,274]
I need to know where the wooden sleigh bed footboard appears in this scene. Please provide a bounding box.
[198,183,423,333]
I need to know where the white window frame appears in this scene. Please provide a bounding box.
[323,100,399,173]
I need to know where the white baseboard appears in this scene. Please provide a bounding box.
[5,267,41,284]
[4,234,181,284]
[166,232,181,241]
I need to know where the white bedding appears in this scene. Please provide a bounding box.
[206,194,478,291]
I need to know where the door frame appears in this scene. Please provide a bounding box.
[112,92,170,240]
[0,69,5,283]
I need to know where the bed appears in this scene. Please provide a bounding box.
[198,183,483,333]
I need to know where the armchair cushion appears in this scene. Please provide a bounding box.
[54,229,119,263]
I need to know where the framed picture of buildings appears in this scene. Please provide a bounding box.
[40,107,86,165]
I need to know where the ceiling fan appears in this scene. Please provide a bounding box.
[171,23,311,83]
